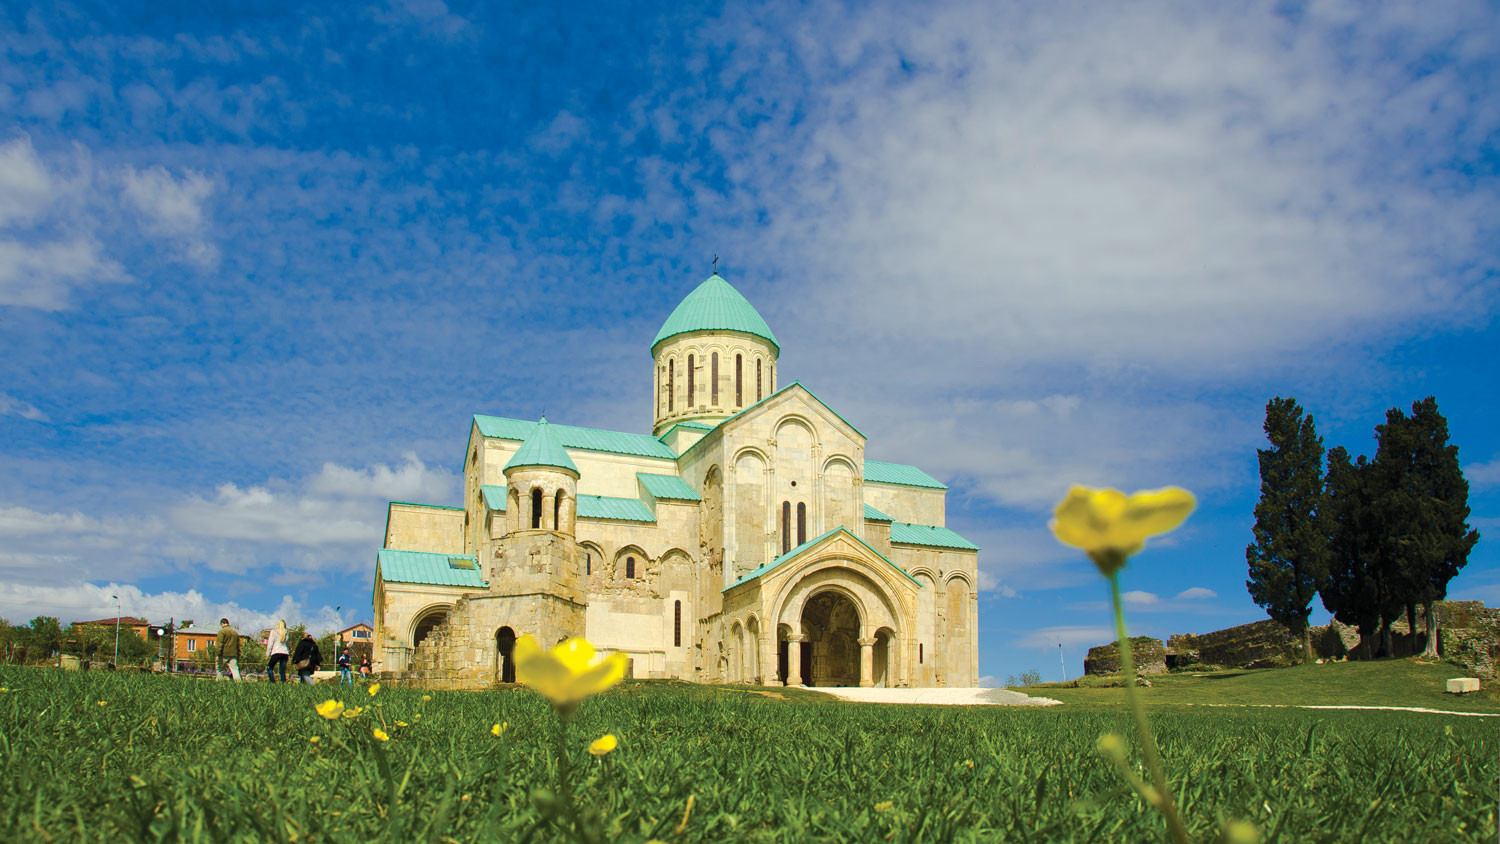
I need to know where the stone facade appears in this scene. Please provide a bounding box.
[372,273,981,689]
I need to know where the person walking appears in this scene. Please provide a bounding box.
[292,632,322,685]
[359,654,371,680]
[265,620,290,683]
[216,618,243,681]
[336,647,353,686]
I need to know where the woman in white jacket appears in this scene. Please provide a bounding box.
[265,620,290,683]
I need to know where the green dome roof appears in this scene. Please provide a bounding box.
[504,418,579,475]
[651,274,780,355]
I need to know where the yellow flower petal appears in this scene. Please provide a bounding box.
[368,683,380,696]
[588,734,617,757]
[341,706,365,719]
[315,699,345,720]
[97,700,107,707]
[513,634,628,706]
[373,728,389,742]
[309,736,321,744]
[421,694,431,702]
[395,720,408,727]
[1050,485,1195,574]
[490,722,508,737]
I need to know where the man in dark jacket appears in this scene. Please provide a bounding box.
[291,633,322,685]
[216,618,242,681]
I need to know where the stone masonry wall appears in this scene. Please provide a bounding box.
[1084,637,1167,676]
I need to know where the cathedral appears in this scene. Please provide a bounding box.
[371,273,979,688]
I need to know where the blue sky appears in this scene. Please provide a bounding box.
[1,1,1496,684]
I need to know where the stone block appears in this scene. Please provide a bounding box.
[1446,677,1480,694]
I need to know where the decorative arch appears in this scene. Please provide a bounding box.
[408,602,455,648]
[943,571,976,590]
[614,545,649,581]
[821,455,858,475]
[774,414,821,448]
[579,541,605,578]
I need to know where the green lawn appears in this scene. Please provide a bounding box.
[0,664,1494,842]
[1020,657,1500,712]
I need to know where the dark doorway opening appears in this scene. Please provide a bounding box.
[496,626,516,683]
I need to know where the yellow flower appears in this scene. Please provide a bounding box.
[367,683,380,697]
[315,700,345,720]
[588,734,618,757]
[309,736,321,744]
[491,722,508,737]
[97,700,106,707]
[341,706,365,719]
[373,728,390,742]
[513,635,629,708]
[1050,486,1195,574]
[395,720,408,727]
[421,694,431,702]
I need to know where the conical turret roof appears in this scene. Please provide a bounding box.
[651,273,779,354]
[503,418,579,474]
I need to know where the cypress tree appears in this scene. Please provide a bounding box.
[1321,448,1390,658]
[1372,398,1480,657]
[1245,397,1330,662]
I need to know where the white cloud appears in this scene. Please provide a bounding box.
[0,393,48,422]
[120,164,218,266]
[0,236,127,310]
[306,452,456,502]
[0,580,350,634]
[1015,625,1115,649]
[1174,587,1218,601]
[0,134,53,226]
[1466,458,1500,491]
[1122,590,1160,606]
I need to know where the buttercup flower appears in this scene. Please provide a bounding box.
[1050,486,1195,575]
[341,706,366,719]
[421,694,431,702]
[513,635,629,709]
[367,683,380,697]
[588,734,617,757]
[309,736,321,744]
[395,720,408,727]
[491,722,508,737]
[373,728,390,742]
[97,701,106,707]
[315,700,346,720]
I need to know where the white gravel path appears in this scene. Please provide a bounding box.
[813,687,1062,706]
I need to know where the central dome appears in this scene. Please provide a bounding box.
[651,274,779,355]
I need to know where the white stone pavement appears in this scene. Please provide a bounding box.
[813,687,1062,706]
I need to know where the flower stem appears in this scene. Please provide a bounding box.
[1110,571,1191,844]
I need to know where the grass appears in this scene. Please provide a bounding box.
[0,664,1495,842]
[1022,657,1500,712]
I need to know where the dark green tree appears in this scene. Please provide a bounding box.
[26,616,63,658]
[1321,448,1395,658]
[1246,397,1331,662]
[1372,397,1481,657]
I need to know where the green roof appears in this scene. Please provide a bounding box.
[864,460,947,490]
[863,503,893,522]
[725,527,920,591]
[476,415,675,460]
[651,274,780,354]
[480,485,507,511]
[637,473,701,501]
[503,418,580,473]
[890,521,979,551]
[576,494,655,523]
[377,549,488,588]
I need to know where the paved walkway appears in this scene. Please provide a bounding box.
[814,687,1062,706]
[1183,702,1500,718]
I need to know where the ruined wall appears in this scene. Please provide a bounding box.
[1084,637,1167,676]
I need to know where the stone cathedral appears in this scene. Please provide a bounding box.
[371,272,980,689]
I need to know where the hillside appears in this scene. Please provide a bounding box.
[1022,657,1500,713]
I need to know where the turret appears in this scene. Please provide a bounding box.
[651,273,780,436]
[503,417,579,535]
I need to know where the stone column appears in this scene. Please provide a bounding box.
[786,634,804,686]
[542,491,556,530]
[858,637,876,688]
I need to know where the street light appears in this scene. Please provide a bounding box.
[111,594,121,667]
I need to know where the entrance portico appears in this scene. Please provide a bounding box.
[722,527,921,688]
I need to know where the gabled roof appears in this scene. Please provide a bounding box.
[338,622,374,633]
[475,415,676,460]
[725,527,921,591]
[863,503,893,522]
[637,473,701,501]
[75,616,152,627]
[576,494,655,523]
[480,484,507,511]
[864,460,948,490]
[890,521,980,551]
[377,549,488,588]
[504,418,579,474]
[651,273,780,354]
[684,382,867,455]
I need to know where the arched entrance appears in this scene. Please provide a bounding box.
[412,607,449,649]
[495,627,516,683]
[873,627,896,688]
[801,590,861,687]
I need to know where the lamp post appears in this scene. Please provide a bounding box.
[112,594,121,667]
[1058,642,1066,683]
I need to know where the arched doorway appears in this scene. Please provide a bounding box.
[495,627,516,683]
[800,590,861,687]
[412,608,449,649]
[873,627,896,687]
